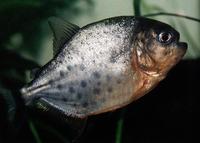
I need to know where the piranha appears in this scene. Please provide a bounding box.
[21,16,187,118]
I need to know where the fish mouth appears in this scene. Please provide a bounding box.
[142,41,187,78]
[177,42,188,51]
[174,41,188,59]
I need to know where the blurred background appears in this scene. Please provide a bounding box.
[0,0,198,143]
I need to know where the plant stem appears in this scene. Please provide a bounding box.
[115,118,124,143]
[115,110,126,143]
[29,120,43,143]
[134,0,141,16]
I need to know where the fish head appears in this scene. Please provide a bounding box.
[133,17,187,78]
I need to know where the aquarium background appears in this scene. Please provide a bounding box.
[0,0,198,143]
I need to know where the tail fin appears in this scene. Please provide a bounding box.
[20,81,50,105]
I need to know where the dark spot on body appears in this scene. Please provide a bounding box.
[93,88,101,95]
[82,102,88,108]
[110,56,117,63]
[69,86,75,93]
[108,87,113,93]
[97,81,101,86]
[80,80,87,88]
[106,75,112,81]
[93,71,101,79]
[67,65,72,71]
[57,59,63,64]
[73,103,77,107]
[103,31,108,34]
[57,84,63,90]
[116,35,121,38]
[77,92,82,99]
[80,64,85,71]
[60,71,66,77]
[117,79,121,84]
[62,98,67,102]
[49,80,54,85]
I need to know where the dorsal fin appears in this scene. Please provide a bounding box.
[48,17,80,56]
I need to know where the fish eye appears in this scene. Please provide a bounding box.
[158,32,173,44]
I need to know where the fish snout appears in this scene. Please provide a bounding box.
[174,41,188,58]
[177,42,188,51]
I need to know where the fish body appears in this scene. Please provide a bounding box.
[21,16,187,118]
